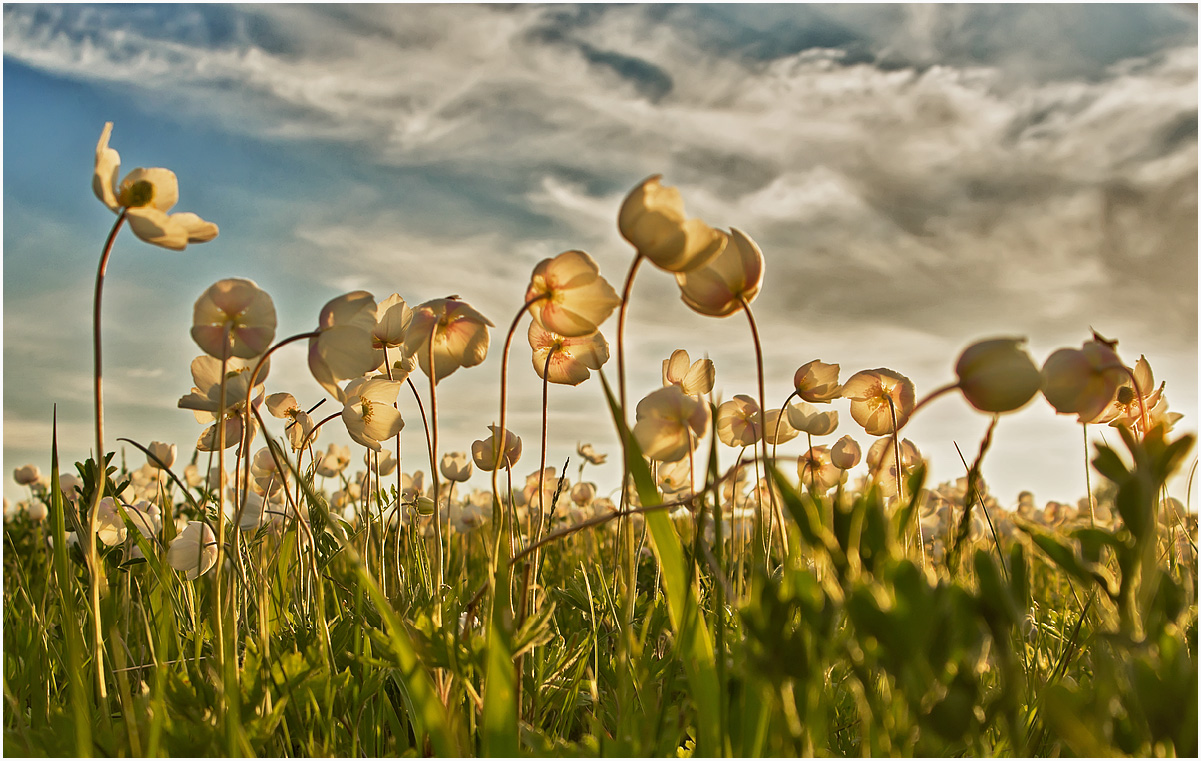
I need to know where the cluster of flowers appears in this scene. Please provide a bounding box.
[9,123,1193,583]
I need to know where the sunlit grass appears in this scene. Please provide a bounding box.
[2,143,1196,756]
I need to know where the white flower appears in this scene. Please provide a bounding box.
[93,122,218,250]
[341,378,405,451]
[166,521,218,580]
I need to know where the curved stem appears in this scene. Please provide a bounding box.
[490,296,547,546]
[87,210,126,704]
[236,331,319,532]
[406,378,433,477]
[741,296,786,561]
[769,389,800,554]
[909,381,960,419]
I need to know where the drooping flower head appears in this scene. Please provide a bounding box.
[632,386,709,463]
[191,278,277,360]
[842,368,916,435]
[675,227,764,317]
[1042,339,1128,424]
[308,291,379,403]
[618,175,727,273]
[528,322,610,386]
[406,297,493,381]
[954,337,1043,413]
[93,122,218,250]
[526,250,622,337]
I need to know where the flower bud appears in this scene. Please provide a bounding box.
[955,337,1043,413]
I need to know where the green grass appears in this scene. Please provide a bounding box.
[3,419,1197,757]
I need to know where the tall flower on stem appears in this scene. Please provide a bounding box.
[407,296,492,618]
[88,121,218,704]
[676,226,784,558]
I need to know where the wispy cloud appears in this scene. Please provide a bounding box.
[4,4,1195,502]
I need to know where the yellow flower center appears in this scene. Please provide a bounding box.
[121,179,155,208]
[360,399,374,425]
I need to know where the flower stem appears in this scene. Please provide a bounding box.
[740,296,787,562]
[614,253,644,619]
[426,329,444,626]
[87,209,126,705]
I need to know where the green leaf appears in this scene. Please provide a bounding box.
[599,372,722,757]
[49,408,92,755]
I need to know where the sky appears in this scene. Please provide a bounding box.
[3,3,1198,510]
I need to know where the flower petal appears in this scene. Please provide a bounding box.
[126,206,187,250]
[93,122,121,211]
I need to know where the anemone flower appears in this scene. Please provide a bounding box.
[786,401,839,436]
[618,175,727,273]
[308,291,379,403]
[341,378,405,452]
[793,360,842,403]
[842,368,916,436]
[472,425,522,471]
[146,441,177,470]
[526,250,622,337]
[373,293,414,369]
[406,297,493,381]
[632,386,709,463]
[440,452,473,483]
[166,521,218,580]
[266,392,317,450]
[315,443,352,478]
[663,349,715,397]
[577,443,607,466]
[798,446,845,493]
[13,465,40,486]
[675,227,764,317]
[830,435,862,470]
[762,408,800,446]
[528,322,610,386]
[190,278,277,360]
[716,394,762,448]
[93,122,219,250]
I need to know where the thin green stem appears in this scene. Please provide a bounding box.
[741,296,787,561]
[87,209,127,705]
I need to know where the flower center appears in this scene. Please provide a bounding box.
[122,179,155,208]
[360,399,374,424]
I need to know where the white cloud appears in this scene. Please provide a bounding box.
[4,4,1196,504]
